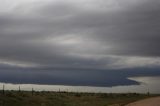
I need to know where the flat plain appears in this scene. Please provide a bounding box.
[0,91,158,106]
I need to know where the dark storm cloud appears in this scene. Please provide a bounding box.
[0,67,160,86]
[0,0,160,86]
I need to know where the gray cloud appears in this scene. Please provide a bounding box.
[0,0,160,86]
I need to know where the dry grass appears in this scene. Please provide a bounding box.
[0,91,158,106]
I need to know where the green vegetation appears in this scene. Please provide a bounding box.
[0,90,159,106]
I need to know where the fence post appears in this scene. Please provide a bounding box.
[32,88,34,96]
[19,86,21,92]
[2,84,5,95]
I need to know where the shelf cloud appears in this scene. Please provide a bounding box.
[0,0,160,86]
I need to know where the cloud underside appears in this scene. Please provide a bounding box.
[0,0,160,86]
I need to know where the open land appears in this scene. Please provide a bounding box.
[0,90,159,106]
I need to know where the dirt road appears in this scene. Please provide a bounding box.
[126,97,160,106]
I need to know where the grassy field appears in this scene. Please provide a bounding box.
[0,90,158,106]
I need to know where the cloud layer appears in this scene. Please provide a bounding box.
[0,0,160,86]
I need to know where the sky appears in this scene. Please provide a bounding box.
[0,0,160,86]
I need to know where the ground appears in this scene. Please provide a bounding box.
[0,91,159,106]
[126,96,160,106]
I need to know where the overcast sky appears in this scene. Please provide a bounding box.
[0,0,160,86]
